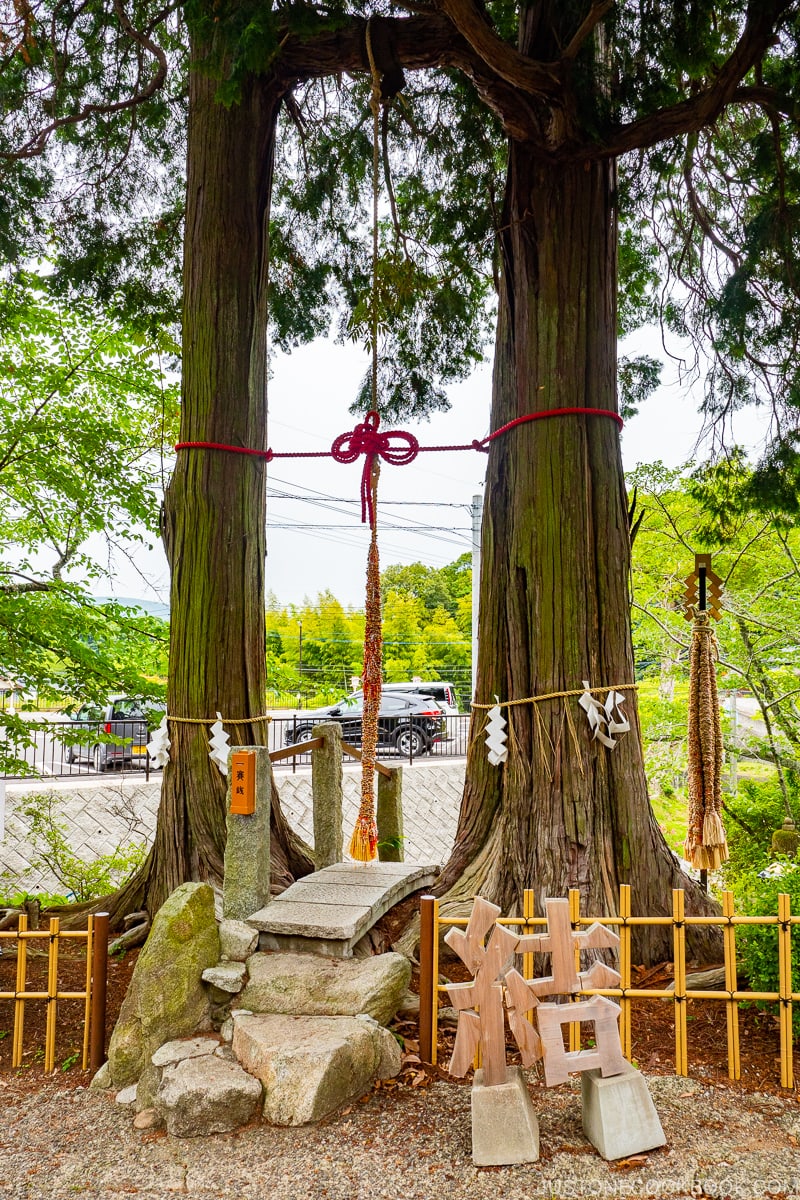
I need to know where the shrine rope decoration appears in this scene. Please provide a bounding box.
[175,404,624,528]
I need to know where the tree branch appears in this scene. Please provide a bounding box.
[5,0,169,160]
[590,0,793,161]
[434,0,561,96]
[561,0,614,61]
[276,13,545,141]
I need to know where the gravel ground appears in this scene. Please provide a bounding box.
[1,1072,799,1200]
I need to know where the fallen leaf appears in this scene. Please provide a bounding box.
[610,1155,649,1171]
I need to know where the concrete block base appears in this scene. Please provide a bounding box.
[471,1066,540,1166]
[581,1061,666,1161]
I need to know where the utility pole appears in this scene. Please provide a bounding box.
[298,619,303,710]
[471,493,482,702]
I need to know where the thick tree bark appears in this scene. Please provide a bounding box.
[106,53,313,925]
[436,145,719,962]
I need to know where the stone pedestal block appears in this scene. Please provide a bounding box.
[377,766,404,861]
[471,1066,540,1166]
[581,1061,666,1160]
[311,722,343,867]
[223,746,271,920]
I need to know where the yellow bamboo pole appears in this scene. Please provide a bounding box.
[44,917,60,1072]
[569,888,581,1052]
[722,890,740,1081]
[619,884,632,1061]
[777,892,793,1090]
[82,918,94,1071]
[672,888,688,1076]
[523,888,535,1024]
[12,913,28,1069]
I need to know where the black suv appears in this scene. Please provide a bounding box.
[284,692,445,757]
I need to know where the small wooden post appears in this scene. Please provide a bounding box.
[418,895,437,1065]
[90,912,109,1073]
[311,722,343,867]
[377,765,403,861]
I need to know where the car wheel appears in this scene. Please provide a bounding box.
[290,725,313,745]
[93,745,106,772]
[395,726,426,757]
[64,744,75,764]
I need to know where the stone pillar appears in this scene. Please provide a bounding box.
[223,746,271,920]
[311,722,343,867]
[377,765,403,861]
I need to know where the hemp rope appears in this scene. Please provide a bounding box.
[471,684,638,775]
[348,23,383,863]
[471,683,639,709]
[167,714,272,725]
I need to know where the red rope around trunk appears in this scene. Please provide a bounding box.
[175,406,623,523]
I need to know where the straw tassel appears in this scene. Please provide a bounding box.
[685,611,728,869]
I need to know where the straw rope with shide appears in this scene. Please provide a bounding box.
[471,683,638,777]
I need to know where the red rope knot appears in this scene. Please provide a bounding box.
[330,410,419,525]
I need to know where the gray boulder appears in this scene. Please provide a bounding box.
[202,962,247,993]
[232,1012,400,1126]
[239,951,411,1026]
[155,1054,262,1137]
[106,883,220,1087]
[219,919,259,962]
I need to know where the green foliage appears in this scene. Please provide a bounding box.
[0,277,175,772]
[736,861,800,1041]
[722,777,794,886]
[6,792,147,904]
[629,462,800,812]
[265,553,472,707]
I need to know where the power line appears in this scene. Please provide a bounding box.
[269,524,471,533]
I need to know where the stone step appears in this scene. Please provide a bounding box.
[238,950,411,1025]
[248,861,439,956]
[232,1012,401,1126]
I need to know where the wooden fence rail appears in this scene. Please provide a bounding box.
[0,911,109,1072]
[418,886,799,1089]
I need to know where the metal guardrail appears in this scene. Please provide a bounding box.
[2,714,471,779]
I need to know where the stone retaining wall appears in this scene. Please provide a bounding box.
[0,761,465,896]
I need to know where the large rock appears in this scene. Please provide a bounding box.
[219,919,259,962]
[155,1054,262,1137]
[107,883,220,1087]
[232,1012,400,1126]
[239,951,411,1026]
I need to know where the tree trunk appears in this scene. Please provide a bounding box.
[106,52,313,925]
[436,144,719,962]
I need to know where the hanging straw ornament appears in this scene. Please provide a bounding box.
[684,610,729,870]
[348,25,386,863]
[350,458,382,860]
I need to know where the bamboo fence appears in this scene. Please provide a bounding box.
[0,912,109,1072]
[418,886,799,1089]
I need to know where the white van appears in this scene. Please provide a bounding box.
[380,681,460,715]
[345,680,460,715]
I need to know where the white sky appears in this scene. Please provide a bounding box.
[94,326,773,610]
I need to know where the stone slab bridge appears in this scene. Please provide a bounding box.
[249,861,439,957]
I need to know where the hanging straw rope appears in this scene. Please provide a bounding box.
[348,23,384,862]
[685,610,729,870]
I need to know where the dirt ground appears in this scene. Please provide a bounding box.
[1,903,798,1098]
